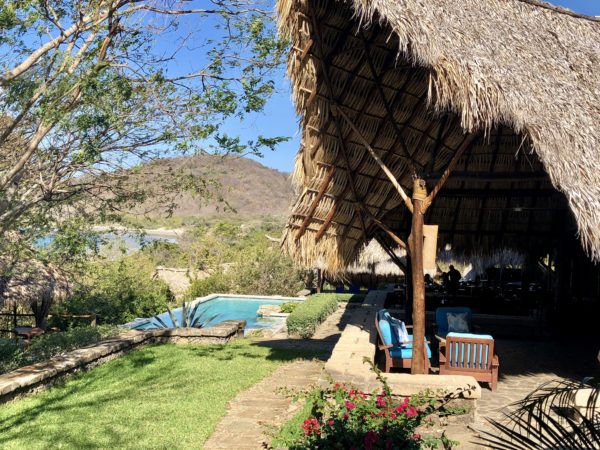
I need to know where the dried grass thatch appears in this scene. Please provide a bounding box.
[0,258,70,308]
[347,240,405,276]
[279,0,600,275]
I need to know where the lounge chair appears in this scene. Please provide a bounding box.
[433,306,473,339]
[375,309,431,373]
[439,332,499,390]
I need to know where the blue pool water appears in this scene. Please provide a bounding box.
[130,296,290,331]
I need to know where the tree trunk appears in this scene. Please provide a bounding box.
[409,179,427,375]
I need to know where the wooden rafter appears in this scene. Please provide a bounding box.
[309,12,369,241]
[360,31,417,174]
[427,132,480,204]
[335,106,414,213]
[294,165,336,242]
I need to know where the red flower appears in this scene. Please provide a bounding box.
[302,418,321,436]
[334,383,341,390]
[328,419,335,427]
[405,406,418,418]
[345,400,356,411]
[343,413,349,421]
[376,395,387,407]
[410,433,422,441]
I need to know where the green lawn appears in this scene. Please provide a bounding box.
[0,340,311,449]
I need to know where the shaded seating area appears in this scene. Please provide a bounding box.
[375,309,431,373]
[278,0,600,381]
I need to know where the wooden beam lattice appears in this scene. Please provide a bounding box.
[335,106,414,213]
[309,12,369,242]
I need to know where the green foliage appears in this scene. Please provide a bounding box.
[0,341,315,449]
[183,221,308,298]
[280,302,299,313]
[62,255,174,324]
[0,326,118,375]
[286,294,339,338]
[330,293,366,303]
[273,361,456,449]
[150,302,217,329]
[188,273,231,299]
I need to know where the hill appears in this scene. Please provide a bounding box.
[127,153,296,224]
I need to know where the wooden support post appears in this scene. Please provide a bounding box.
[408,179,428,375]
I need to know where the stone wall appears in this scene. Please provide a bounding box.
[0,320,245,404]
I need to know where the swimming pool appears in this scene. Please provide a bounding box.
[128,295,300,332]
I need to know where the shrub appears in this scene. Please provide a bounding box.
[274,362,457,449]
[0,326,119,374]
[287,294,339,338]
[280,302,299,314]
[63,257,174,324]
[187,273,231,299]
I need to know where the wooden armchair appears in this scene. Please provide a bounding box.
[375,310,431,373]
[439,333,499,391]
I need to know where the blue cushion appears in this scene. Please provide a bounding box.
[390,339,432,359]
[445,333,493,369]
[435,307,472,336]
[378,318,399,347]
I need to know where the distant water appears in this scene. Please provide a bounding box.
[38,232,178,254]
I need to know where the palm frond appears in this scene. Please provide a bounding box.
[478,378,600,449]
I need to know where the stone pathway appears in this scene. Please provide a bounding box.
[203,359,325,450]
[203,303,351,449]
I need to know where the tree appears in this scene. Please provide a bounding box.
[0,0,288,324]
[0,0,287,251]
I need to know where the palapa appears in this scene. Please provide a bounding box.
[278,0,600,277]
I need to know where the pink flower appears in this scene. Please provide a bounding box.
[343,413,349,421]
[410,433,422,441]
[405,406,418,418]
[376,395,387,407]
[328,419,335,427]
[302,418,321,436]
[345,400,356,411]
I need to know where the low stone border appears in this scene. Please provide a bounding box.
[0,320,245,404]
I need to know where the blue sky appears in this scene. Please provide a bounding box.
[232,0,600,172]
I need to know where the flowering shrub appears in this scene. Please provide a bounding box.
[282,361,457,449]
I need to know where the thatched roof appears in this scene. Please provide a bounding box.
[0,258,70,307]
[279,0,600,275]
[347,240,405,276]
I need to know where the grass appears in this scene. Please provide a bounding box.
[270,397,315,448]
[0,340,312,449]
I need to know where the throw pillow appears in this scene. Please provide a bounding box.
[447,312,469,333]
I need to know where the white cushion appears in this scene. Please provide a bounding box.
[447,312,469,333]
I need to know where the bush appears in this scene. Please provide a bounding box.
[274,364,456,449]
[63,257,174,324]
[0,326,119,374]
[280,302,299,313]
[187,273,231,299]
[287,294,339,338]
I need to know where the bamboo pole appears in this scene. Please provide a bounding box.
[409,178,428,374]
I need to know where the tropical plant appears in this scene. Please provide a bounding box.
[151,301,218,329]
[276,359,459,449]
[478,378,599,449]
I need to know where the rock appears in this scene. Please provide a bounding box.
[257,305,282,317]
